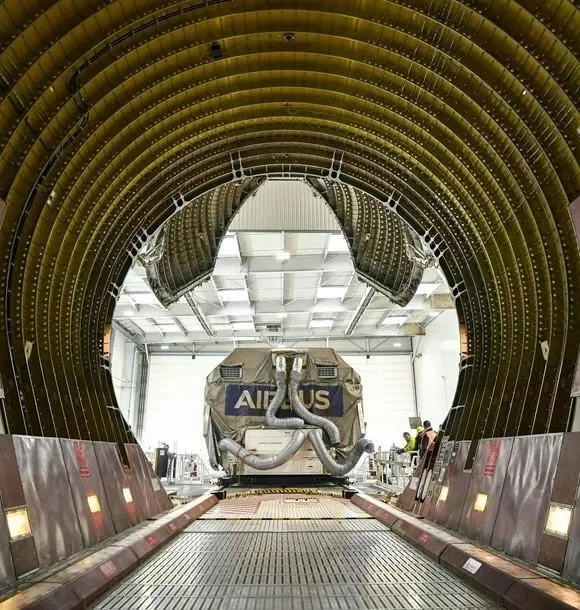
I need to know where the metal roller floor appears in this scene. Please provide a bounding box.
[93,495,503,610]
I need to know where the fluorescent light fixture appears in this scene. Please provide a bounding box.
[317,286,347,300]
[380,316,407,326]
[122,308,135,317]
[278,312,288,319]
[416,282,438,295]
[160,345,169,350]
[393,342,402,348]
[326,233,350,253]
[439,486,449,502]
[429,311,440,317]
[5,507,31,540]
[218,235,240,257]
[275,250,291,262]
[218,289,249,302]
[545,503,573,538]
[231,322,255,331]
[87,495,101,514]
[123,488,133,503]
[310,319,334,328]
[473,493,488,512]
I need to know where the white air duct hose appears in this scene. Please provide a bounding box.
[265,356,305,429]
[288,356,341,445]
[218,430,306,470]
[308,429,374,476]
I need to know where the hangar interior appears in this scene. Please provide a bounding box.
[109,177,460,457]
[0,1,579,609]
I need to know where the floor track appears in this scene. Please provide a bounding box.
[94,496,502,609]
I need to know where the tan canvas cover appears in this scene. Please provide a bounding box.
[204,348,364,470]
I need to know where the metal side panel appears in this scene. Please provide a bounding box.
[562,474,580,585]
[93,442,140,533]
[431,441,472,531]
[124,444,158,519]
[134,446,174,512]
[458,437,514,546]
[13,435,84,567]
[95,517,501,610]
[138,444,173,513]
[60,439,116,547]
[0,456,16,588]
[490,434,563,564]
[539,431,580,574]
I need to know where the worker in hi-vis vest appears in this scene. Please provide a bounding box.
[396,431,416,454]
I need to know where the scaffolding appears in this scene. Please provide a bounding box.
[164,453,221,486]
[374,449,418,490]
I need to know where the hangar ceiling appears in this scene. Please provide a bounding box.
[0,1,578,454]
[114,178,450,353]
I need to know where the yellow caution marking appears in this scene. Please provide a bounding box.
[225,488,342,499]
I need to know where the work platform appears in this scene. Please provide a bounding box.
[93,494,500,609]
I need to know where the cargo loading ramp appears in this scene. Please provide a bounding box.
[93,494,500,610]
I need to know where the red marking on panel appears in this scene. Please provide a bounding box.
[73,441,91,478]
[418,532,430,544]
[146,535,157,546]
[100,561,117,577]
[484,441,501,476]
[168,523,177,531]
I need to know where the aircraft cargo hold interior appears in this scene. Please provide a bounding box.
[0,1,579,609]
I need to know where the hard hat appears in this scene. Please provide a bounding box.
[416,425,425,433]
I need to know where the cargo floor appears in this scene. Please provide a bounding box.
[93,495,503,609]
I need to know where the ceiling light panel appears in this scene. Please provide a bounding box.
[238,232,284,255]
[217,235,240,258]
[231,322,255,330]
[415,282,439,295]
[326,233,350,253]
[310,319,335,328]
[218,289,249,302]
[292,233,330,251]
[250,277,283,290]
[380,316,408,326]
[317,286,347,299]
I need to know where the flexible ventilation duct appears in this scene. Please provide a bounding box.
[308,429,374,476]
[265,356,304,429]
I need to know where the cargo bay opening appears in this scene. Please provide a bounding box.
[109,178,460,487]
[0,2,578,607]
